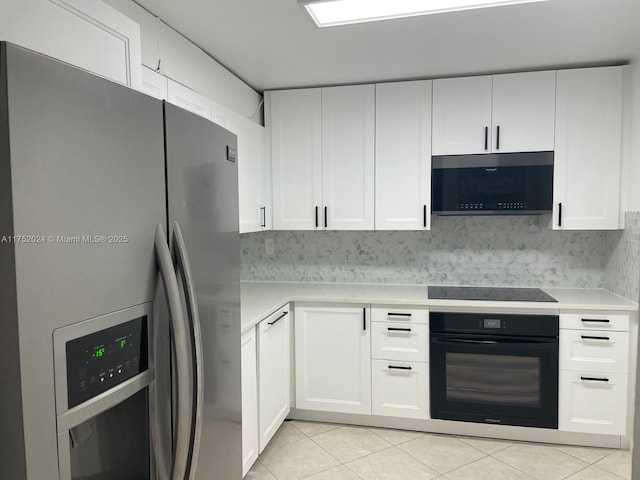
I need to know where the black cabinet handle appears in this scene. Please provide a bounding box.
[581,335,610,341]
[363,307,366,331]
[388,365,412,371]
[261,206,266,228]
[387,312,412,317]
[496,125,500,150]
[580,376,609,382]
[581,318,610,323]
[324,206,328,229]
[387,327,412,332]
[484,126,488,151]
[423,205,427,228]
[267,311,288,326]
[315,206,319,228]
[558,202,563,227]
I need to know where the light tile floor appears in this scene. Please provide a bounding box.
[246,421,632,480]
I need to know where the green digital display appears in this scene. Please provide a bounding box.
[93,347,105,358]
[120,339,127,349]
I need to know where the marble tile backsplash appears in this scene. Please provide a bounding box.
[241,216,608,288]
[604,212,640,302]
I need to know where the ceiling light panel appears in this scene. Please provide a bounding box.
[301,0,552,27]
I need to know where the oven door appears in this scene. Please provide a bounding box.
[430,333,558,428]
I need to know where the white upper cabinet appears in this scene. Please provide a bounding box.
[491,71,556,153]
[432,76,493,155]
[375,81,432,230]
[0,0,142,88]
[167,79,212,119]
[140,66,168,100]
[269,89,323,230]
[552,67,623,230]
[432,71,556,155]
[322,85,375,230]
[231,114,271,234]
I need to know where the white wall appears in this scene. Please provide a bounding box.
[104,0,262,122]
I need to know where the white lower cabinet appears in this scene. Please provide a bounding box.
[241,328,259,476]
[370,306,429,420]
[258,306,291,452]
[558,311,629,436]
[559,371,628,435]
[371,360,429,419]
[295,304,371,414]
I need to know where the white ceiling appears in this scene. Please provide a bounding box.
[134,0,640,92]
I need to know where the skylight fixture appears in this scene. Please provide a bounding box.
[300,0,552,28]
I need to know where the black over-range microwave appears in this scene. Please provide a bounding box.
[431,151,554,215]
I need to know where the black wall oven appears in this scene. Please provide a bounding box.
[430,311,559,429]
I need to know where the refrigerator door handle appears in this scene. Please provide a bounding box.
[171,221,204,480]
[154,224,192,480]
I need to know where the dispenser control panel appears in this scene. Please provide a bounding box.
[65,316,148,408]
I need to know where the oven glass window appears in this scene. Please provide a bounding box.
[446,353,541,408]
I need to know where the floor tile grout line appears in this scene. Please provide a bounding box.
[485,453,538,479]
[308,428,397,466]
[397,438,489,476]
[550,445,617,465]
[455,435,514,455]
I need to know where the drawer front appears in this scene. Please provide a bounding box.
[371,307,429,324]
[560,312,629,332]
[371,322,429,362]
[559,330,628,374]
[559,370,627,435]
[371,359,429,419]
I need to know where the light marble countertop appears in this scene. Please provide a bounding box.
[240,281,638,334]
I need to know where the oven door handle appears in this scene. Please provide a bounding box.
[437,338,499,345]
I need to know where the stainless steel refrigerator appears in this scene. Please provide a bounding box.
[0,42,242,480]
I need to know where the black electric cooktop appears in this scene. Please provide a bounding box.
[428,286,558,303]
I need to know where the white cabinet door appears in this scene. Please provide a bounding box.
[236,120,271,233]
[491,71,556,153]
[258,307,290,452]
[140,66,168,100]
[553,67,623,230]
[371,359,429,419]
[371,322,429,363]
[559,330,629,374]
[295,305,371,414]
[322,85,375,230]
[269,89,323,230]
[167,79,211,119]
[432,76,493,155]
[375,81,432,230]
[241,328,259,476]
[0,0,142,88]
[559,371,627,435]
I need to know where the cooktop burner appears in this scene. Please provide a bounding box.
[428,286,557,303]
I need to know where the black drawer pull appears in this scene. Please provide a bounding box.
[363,307,367,331]
[387,312,412,317]
[267,311,288,326]
[580,376,609,382]
[581,335,610,341]
[387,327,412,332]
[581,318,610,323]
[388,365,412,371]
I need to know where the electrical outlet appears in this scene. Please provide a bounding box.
[265,238,275,255]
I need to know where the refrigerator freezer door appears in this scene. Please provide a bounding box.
[164,102,242,480]
[0,43,168,479]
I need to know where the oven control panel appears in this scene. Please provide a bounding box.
[65,316,148,408]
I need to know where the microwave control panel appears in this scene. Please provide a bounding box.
[65,315,148,408]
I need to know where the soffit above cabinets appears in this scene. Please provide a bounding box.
[133,0,640,91]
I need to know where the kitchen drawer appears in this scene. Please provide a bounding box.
[559,329,628,374]
[371,322,429,362]
[559,370,627,435]
[371,359,429,419]
[371,307,429,324]
[560,312,629,332]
